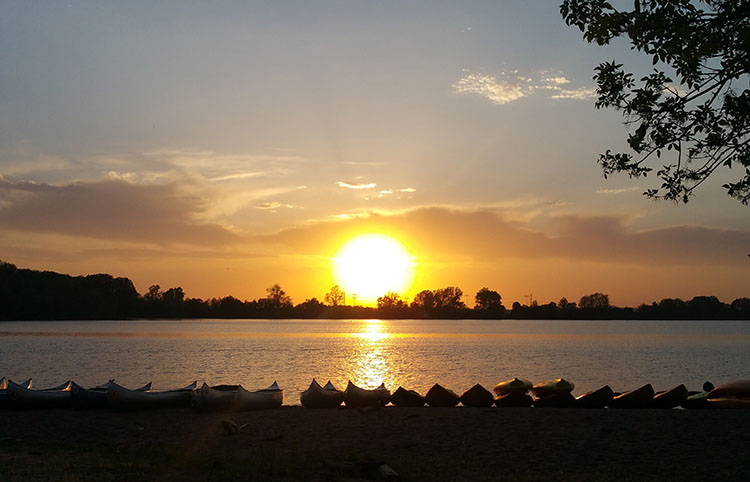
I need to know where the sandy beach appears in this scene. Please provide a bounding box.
[2,406,749,481]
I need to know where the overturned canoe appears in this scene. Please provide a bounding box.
[6,379,72,409]
[495,390,533,408]
[530,378,575,398]
[108,381,195,410]
[192,383,238,411]
[425,383,460,407]
[343,381,390,408]
[301,379,343,408]
[235,382,283,411]
[390,386,426,407]
[652,384,688,409]
[575,385,614,408]
[0,378,32,409]
[533,391,575,408]
[609,384,655,409]
[708,380,750,399]
[492,378,533,396]
[71,380,153,409]
[707,398,750,409]
[460,384,494,408]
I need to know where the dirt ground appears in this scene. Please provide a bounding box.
[1,406,749,481]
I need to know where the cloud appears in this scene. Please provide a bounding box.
[0,177,238,245]
[336,181,377,190]
[260,207,750,267]
[210,172,265,182]
[255,202,294,210]
[452,73,530,105]
[399,188,416,193]
[453,70,596,105]
[551,87,598,100]
[596,186,641,195]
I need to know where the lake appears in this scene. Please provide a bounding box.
[0,318,747,404]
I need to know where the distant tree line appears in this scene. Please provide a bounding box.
[1,261,748,321]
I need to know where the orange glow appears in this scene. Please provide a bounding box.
[332,233,415,305]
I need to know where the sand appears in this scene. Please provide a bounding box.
[1,406,749,481]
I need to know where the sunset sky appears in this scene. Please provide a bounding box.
[1,1,748,307]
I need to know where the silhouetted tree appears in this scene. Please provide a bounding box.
[377,292,406,309]
[144,284,162,303]
[579,292,610,310]
[295,297,326,317]
[474,287,503,311]
[264,283,293,310]
[411,290,436,311]
[561,0,750,203]
[324,285,346,306]
[433,286,466,310]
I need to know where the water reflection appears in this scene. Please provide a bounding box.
[347,320,395,389]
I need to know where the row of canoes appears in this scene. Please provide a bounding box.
[300,378,750,410]
[2,376,749,411]
[0,377,282,411]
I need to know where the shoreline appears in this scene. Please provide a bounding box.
[2,406,749,481]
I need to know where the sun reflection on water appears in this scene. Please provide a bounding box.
[346,320,395,389]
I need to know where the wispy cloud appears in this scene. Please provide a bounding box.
[596,186,641,195]
[255,202,294,210]
[452,73,531,105]
[336,181,377,190]
[453,70,596,105]
[551,87,598,100]
[210,172,265,182]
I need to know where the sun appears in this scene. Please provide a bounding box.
[333,234,415,305]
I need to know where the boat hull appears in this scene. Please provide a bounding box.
[300,379,343,409]
[609,384,655,409]
[343,381,390,408]
[574,385,614,408]
[460,384,494,408]
[425,384,460,407]
[652,384,688,408]
[390,387,426,407]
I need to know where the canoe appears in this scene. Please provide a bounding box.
[533,391,575,408]
[492,378,532,396]
[70,380,152,407]
[652,384,688,408]
[530,378,575,398]
[683,391,712,410]
[301,379,343,408]
[235,382,283,411]
[460,384,494,408]
[0,378,33,409]
[707,398,750,409]
[107,381,196,411]
[343,381,390,408]
[6,379,72,409]
[707,380,750,399]
[390,386,426,407]
[425,383,460,407]
[494,390,533,408]
[574,385,614,408]
[191,383,238,411]
[609,384,655,408]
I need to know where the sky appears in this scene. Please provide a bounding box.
[0,1,748,307]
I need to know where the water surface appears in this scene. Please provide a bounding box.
[0,319,747,404]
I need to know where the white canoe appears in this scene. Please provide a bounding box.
[191,383,239,411]
[6,379,72,409]
[300,379,344,408]
[107,381,195,410]
[235,381,283,411]
[343,381,390,408]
